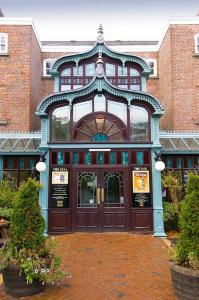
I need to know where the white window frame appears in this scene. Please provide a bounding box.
[0,33,8,54]
[43,58,55,77]
[145,58,157,77]
[194,34,199,53]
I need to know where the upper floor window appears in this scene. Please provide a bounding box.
[0,33,8,54]
[194,34,199,53]
[43,58,55,76]
[145,58,157,76]
[59,61,142,92]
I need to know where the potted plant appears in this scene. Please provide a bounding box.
[0,178,69,297]
[170,173,199,300]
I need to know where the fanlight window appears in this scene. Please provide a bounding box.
[51,106,70,141]
[130,106,149,141]
[73,113,127,142]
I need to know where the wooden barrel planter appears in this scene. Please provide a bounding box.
[170,263,199,300]
[2,264,45,297]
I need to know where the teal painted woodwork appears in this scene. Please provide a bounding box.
[151,150,166,237]
[92,133,108,141]
[85,152,91,165]
[110,152,116,164]
[38,151,49,235]
[166,158,173,168]
[58,152,64,165]
[8,158,14,169]
[122,152,128,165]
[0,156,3,181]
[97,152,104,164]
[136,151,144,165]
[73,152,78,165]
[19,159,25,169]
[52,42,151,75]
[29,159,36,169]
[176,157,182,169]
[187,157,193,168]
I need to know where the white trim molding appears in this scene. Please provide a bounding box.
[0,32,8,54]
[144,58,157,76]
[194,34,199,53]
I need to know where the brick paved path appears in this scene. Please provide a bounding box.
[0,233,176,300]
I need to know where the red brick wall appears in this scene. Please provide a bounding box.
[0,25,32,132]
[158,27,173,130]
[30,29,42,131]
[159,24,199,131]
[170,25,199,131]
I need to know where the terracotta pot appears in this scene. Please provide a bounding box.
[2,264,45,297]
[170,262,199,300]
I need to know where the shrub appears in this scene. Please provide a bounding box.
[173,174,199,270]
[0,179,17,209]
[162,171,182,211]
[0,178,69,284]
[10,178,45,251]
[163,201,179,232]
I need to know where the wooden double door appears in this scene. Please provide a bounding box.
[73,168,129,231]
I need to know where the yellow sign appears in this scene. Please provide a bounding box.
[133,171,150,193]
[52,171,68,184]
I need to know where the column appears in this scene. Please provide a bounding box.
[39,151,49,235]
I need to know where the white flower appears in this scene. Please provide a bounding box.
[41,269,45,273]
[27,257,31,261]
[52,236,55,240]
[42,282,45,285]
[46,269,50,273]
[34,269,38,274]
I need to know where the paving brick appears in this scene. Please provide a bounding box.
[0,233,176,300]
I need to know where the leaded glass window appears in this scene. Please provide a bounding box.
[51,106,70,141]
[130,106,149,141]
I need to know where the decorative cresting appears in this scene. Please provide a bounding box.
[73,112,127,142]
[51,25,151,76]
[37,76,164,116]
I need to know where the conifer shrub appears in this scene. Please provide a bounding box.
[173,174,199,269]
[10,178,45,251]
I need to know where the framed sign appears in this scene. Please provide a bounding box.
[52,171,68,185]
[133,171,150,193]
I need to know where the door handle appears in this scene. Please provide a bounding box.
[97,187,100,205]
[101,187,104,203]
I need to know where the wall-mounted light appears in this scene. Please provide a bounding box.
[154,150,165,172]
[36,152,47,172]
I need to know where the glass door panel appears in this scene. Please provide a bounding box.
[104,172,124,207]
[78,172,97,208]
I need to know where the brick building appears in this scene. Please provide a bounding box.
[0,12,199,235]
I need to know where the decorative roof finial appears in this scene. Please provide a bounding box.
[97,24,104,44]
[96,52,104,77]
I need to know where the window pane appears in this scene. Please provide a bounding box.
[118,66,127,76]
[106,63,115,76]
[130,68,140,76]
[130,106,149,141]
[73,100,92,122]
[73,85,83,89]
[51,106,70,141]
[73,66,83,76]
[118,85,128,89]
[108,100,127,124]
[61,68,71,76]
[94,94,106,111]
[136,152,144,165]
[85,63,95,76]
[130,85,140,91]
[61,85,71,91]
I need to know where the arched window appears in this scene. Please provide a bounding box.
[51,106,70,141]
[130,105,149,141]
